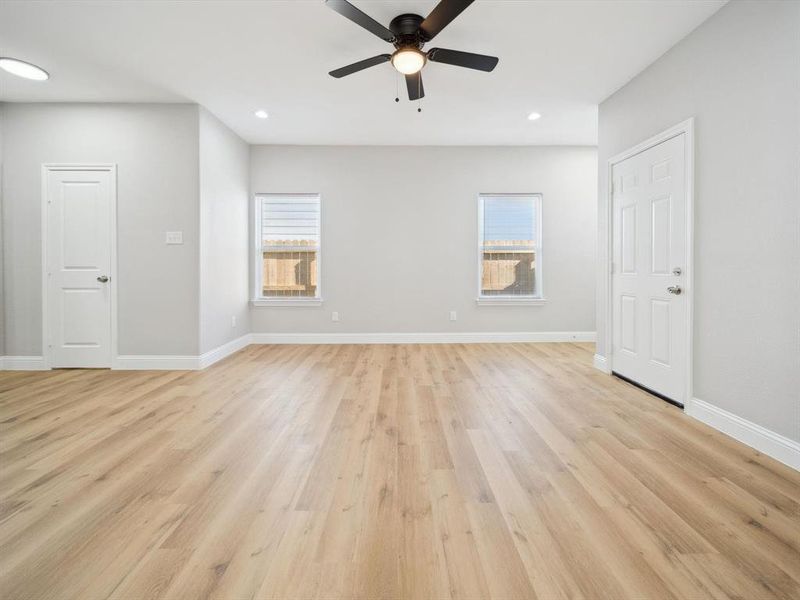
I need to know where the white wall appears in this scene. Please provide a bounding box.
[1,103,201,356]
[597,0,800,441]
[199,108,250,353]
[250,145,597,336]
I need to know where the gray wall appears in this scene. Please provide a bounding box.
[0,104,6,356]
[597,0,800,440]
[0,105,5,356]
[250,145,597,335]
[199,108,250,353]
[1,103,201,356]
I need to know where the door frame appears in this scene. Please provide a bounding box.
[604,118,695,410]
[41,164,118,369]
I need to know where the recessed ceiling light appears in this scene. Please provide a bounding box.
[527,112,541,121]
[254,110,269,119]
[0,57,49,81]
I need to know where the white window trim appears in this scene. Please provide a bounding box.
[253,193,323,307]
[475,297,547,306]
[251,298,323,307]
[476,193,544,304]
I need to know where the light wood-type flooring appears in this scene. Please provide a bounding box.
[1,343,798,599]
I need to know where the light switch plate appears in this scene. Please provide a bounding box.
[165,231,183,245]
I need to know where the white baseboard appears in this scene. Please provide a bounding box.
[687,397,799,471]
[1,356,48,370]
[3,333,595,370]
[250,331,596,345]
[593,353,611,373]
[113,355,201,370]
[113,334,252,371]
[198,334,252,369]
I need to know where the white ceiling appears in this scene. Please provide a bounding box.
[0,0,726,145]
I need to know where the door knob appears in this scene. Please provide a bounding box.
[97,275,109,283]
[667,285,682,295]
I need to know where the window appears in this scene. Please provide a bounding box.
[478,194,543,302]
[255,194,321,302]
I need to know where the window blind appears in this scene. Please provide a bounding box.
[260,195,320,250]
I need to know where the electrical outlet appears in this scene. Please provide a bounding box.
[331,311,340,322]
[231,315,237,328]
[449,310,457,322]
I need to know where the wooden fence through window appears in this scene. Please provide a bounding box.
[261,239,535,297]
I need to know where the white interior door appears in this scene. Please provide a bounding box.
[611,134,687,403]
[46,166,115,368]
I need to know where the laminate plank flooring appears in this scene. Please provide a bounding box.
[0,343,798,599]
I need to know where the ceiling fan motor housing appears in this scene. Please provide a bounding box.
[389,14,427,49]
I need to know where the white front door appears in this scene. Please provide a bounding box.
[46,166,115,368]
[611,134,687,403]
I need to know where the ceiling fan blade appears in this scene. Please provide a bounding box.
[419,0,474,40]
[329,54,391,78]
[325,0,395,42]
[406,73,425,101]
[427,48,499,72]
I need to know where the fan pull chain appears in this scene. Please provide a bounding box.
[394,72,399,103]
[417,77,422,113]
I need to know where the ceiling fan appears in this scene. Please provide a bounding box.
[325,0,499,102]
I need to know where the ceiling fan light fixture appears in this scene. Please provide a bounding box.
[326,0,498,101]
[391,48,426,75]
[0,57,49,81]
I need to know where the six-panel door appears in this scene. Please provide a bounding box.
[611,135,687,403]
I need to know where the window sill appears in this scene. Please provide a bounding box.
[476,297,547,306]
[252,298,323,307]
